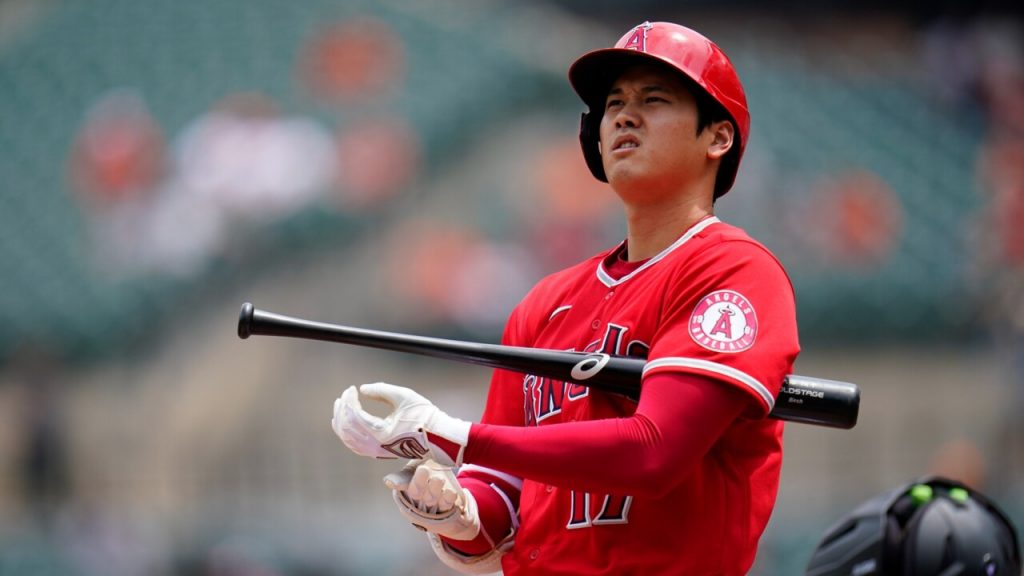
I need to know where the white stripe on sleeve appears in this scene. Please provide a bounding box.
[642,357,775,410]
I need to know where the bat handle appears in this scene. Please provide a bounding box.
[238,302,255,339]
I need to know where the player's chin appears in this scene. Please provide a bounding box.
[604,160,649,189]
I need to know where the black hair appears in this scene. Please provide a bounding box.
[686,76,733,138]
[678,73,740,199]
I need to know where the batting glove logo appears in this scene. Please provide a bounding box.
[381,435,429,459]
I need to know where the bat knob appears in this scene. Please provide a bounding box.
[238,302,255,339]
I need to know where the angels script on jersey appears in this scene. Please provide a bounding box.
[521,323,648,529]
[522,323,650,426]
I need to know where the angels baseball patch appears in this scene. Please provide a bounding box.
[689,290,758,353]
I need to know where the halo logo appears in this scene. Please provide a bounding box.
[689,290,758,353]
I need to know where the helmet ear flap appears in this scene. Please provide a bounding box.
[579,111,607,183]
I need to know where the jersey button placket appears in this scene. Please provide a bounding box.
[529,548,540,560]
[591,319,600,330]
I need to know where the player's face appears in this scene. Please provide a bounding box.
[599,63,719,197]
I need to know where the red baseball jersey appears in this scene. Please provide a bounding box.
[478,216,800,574]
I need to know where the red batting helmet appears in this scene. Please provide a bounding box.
[569,21,750,198]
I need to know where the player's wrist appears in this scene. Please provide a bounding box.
[423,416,471,467]
[461,422,488,464]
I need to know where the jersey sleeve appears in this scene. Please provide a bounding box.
[644,239,800,417]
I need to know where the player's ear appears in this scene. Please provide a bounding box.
[706,120,734,161]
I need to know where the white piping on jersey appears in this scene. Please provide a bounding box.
[642,356,775,410]
[548,305,572,322]
[491,482,521,534]
[596,216,721,287]
[460,463,525,490]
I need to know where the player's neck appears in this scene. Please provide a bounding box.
[623,196,713,262]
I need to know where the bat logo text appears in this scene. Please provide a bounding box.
[782,386,824,399]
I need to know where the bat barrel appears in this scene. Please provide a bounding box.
[773,375,860,429]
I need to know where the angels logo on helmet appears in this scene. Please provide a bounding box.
[621,21,654,52]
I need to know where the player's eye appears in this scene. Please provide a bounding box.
[606,99,624,110]
[645,96,668,104]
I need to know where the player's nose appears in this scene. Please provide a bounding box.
[612,103,641,129]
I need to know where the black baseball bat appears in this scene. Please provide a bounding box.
[237,303,859,429]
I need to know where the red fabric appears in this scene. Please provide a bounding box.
[470,218,798,575]
[442,241,651,558]
[425,431,462,462]
[442,475,517,555]
[603,242,649,276]
[447,371,741,556]
[467,371,747,495]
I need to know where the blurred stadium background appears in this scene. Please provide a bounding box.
[1,0,1022,574]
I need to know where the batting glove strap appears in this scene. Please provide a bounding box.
[427,532,509,576]
[384,459,482,542]
[420,417,470,468]
[392,487,483,543]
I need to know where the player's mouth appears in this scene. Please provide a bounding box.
[611,135,640,153]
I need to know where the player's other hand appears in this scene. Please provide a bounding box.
[331,382,471,467]
[384,459,481,541]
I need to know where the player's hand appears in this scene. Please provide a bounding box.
[383,459,481,541]
[331,382,471,467]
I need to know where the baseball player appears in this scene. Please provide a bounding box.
[333,21,800,575]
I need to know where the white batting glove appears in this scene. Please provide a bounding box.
[383,460,482,542]
[331,382,471,467]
